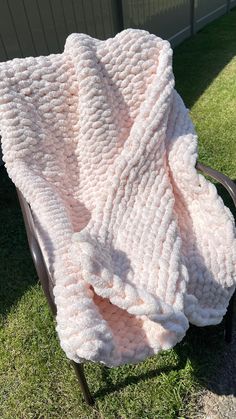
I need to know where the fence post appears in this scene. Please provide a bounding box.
[116,0,124,32]
[190,0,196,36]
[226,0,231,13]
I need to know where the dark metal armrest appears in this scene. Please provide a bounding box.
[196,162,236,208]
[16,188,56,315]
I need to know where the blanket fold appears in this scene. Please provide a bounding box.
[0,29,235,366]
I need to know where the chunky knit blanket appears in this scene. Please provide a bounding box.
[0,29,236,367]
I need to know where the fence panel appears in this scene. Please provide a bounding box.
[0,0,121,62]
[195,0,227,31]
[0,0,235,63]
[122,0,191,46]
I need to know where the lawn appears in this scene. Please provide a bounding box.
[1,9,236,419]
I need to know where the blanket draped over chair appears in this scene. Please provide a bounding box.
[0,29,235,366]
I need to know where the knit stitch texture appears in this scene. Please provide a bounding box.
[0,29,236,366]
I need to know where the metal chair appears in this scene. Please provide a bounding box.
[16,162,236,406]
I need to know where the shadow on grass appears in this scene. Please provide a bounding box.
[0,166,37,317]
[94,363,182,399]
[93,323,235,400]
[173,8,236,108]
[175,321,236,398]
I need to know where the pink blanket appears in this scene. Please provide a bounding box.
[0,29,235,366]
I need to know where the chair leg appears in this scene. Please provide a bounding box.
[71,361,94,405]
[224,292,235,344]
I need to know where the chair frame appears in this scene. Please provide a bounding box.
[16,162,236,406]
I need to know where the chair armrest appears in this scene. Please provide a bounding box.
[16,188,56,315]
[196,162,236,208]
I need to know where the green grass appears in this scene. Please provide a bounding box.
[174,10,236,179]
[1,9,236,418]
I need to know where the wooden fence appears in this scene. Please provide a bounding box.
[0,0,236,62]
[123,0,236,45]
